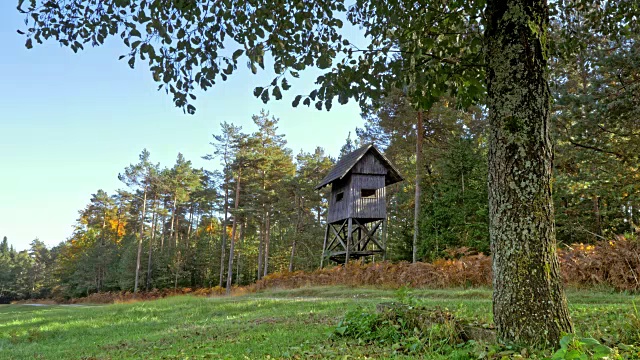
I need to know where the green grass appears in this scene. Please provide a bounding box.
[0,287,638,359]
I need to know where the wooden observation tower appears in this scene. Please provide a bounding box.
[316,144,403,265]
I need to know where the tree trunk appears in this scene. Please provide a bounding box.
[146,196,158,291]
[257,214,265,280]
[174,207,180,247]
[289,237,297,272]
[134,187,147,293]
[160,200,167,251]
[98,211,106,292]
[592,195,602,238]
[486,0,573,345]
[219,175,230,287]
[173,203,181,289]
[289,194,302,272]
[629,203,637,234]
[174,250,180,290]
[237,220,245,285]
[413,110,423,263]
[226,171,242,295]
[186,203,194,247]
[263,212,271,277]
[115,203,122,241]
[170,195,177,247]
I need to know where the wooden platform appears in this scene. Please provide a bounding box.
[328,250,384,263]
[321,218,386,266]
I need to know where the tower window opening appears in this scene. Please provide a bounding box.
[361,189,376,198]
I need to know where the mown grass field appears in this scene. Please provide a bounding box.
[0,287,638,359]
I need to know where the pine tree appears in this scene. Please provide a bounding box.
[0,237,8,255]
[119,149,158,293]
[204,122,244,288]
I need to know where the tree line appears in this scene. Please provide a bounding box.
[1,111,331,301]
[2,37,638,301]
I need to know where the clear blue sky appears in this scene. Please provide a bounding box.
[0,3,363,251]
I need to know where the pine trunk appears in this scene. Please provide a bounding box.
[592,195,602,238]
[413,110,423,263]
[290,194,301,272]
[186,203,194,247]
[486,0,573,345]
[146,196,158,291]
[134,187,147,293]
[219,177,230,287]
[170,196,177,247]
[257,216,264,280]
[226,171,241,295]
[263,212,271,277]
[174,207,180,247]
[237,220,245,285]
[160,201,167,251]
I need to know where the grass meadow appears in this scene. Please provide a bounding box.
[0,287,638,359]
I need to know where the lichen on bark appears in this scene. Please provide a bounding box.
[486,0,573,346]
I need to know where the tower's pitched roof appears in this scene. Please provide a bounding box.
[315,144,403,190]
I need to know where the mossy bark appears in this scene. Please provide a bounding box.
[485,0,573,346]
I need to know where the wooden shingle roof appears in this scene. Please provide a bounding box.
[315,144,403,190]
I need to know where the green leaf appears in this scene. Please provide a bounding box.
[232,49,243,60]
[281,78,290,90]
[260,90,269,103]
[253,87,263,97]
[551,348,567,359]
[592,344,612,358]
[578,337,599,346]
[25,38,32,49]
[272,86,282,100]
[564,349,584,359]
[292,95,302,107]
[317,55,331,69]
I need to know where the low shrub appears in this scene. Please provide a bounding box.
[248,254,493,292]
[250,236,640,293]
[559,236,640,292]
[332,291,480,357]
